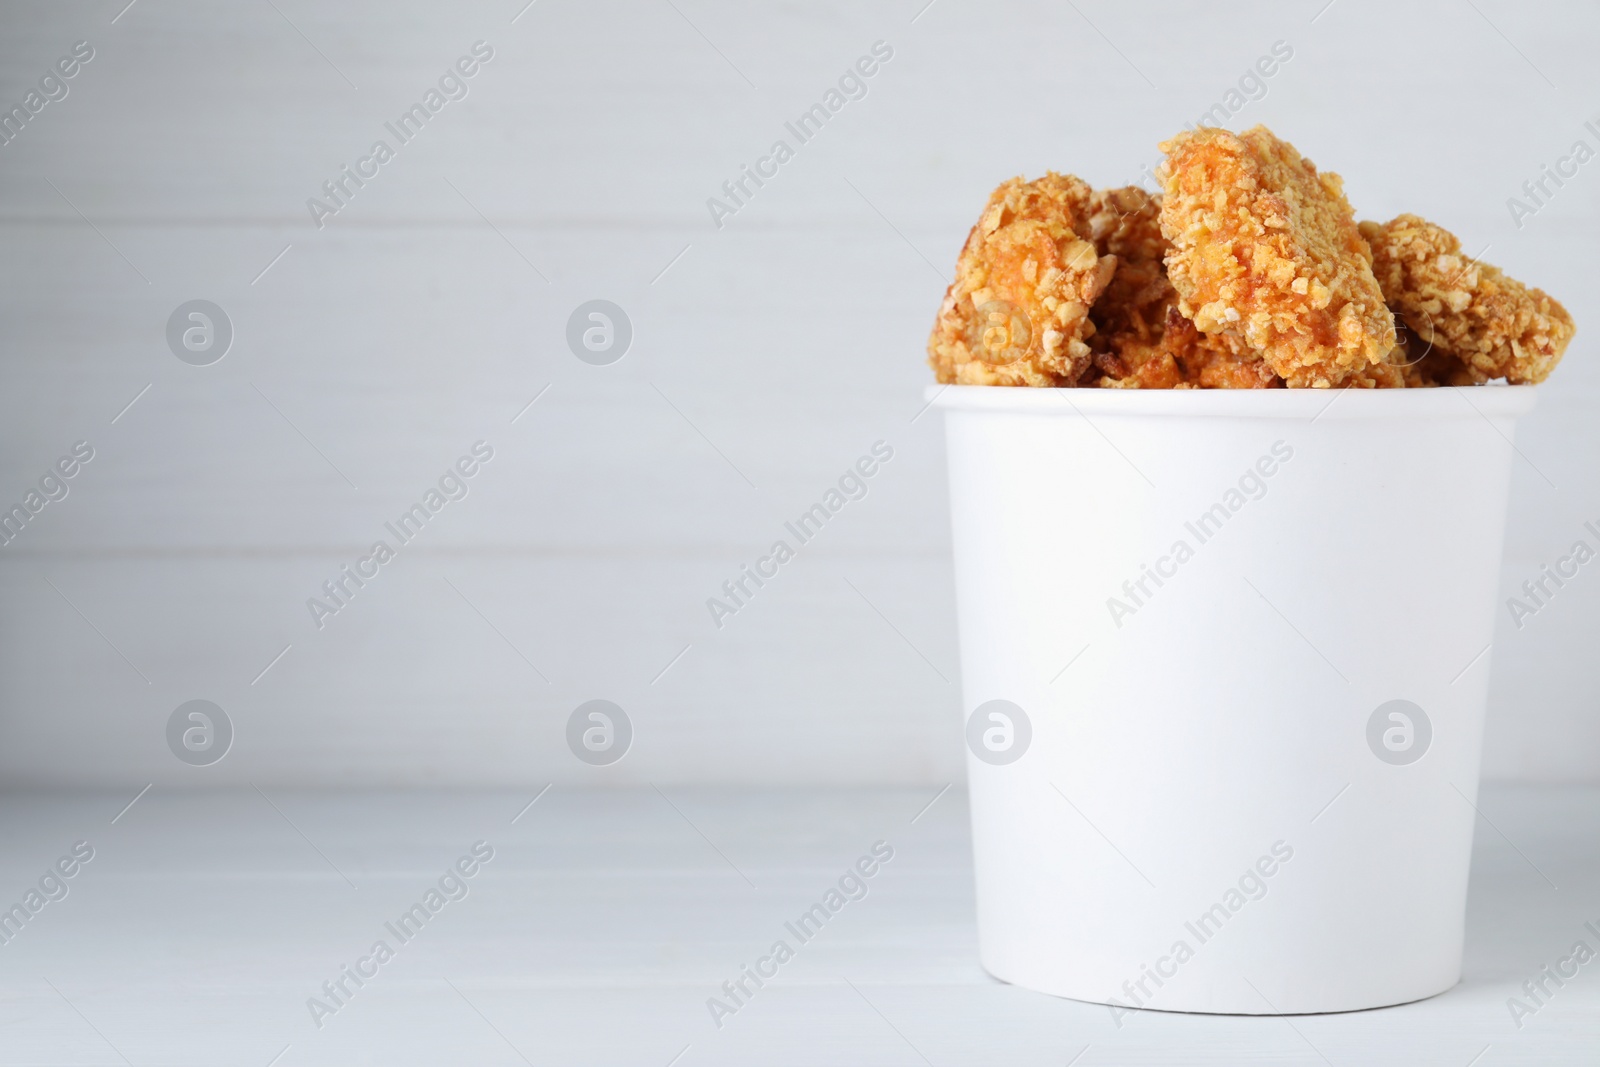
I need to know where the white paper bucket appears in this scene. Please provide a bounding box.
[933,384,1537,1016]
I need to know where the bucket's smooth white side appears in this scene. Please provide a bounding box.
[936,385,1535,1015]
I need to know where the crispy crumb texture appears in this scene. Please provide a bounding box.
[927,174,1115,387]
[1156,126,1396,388]
[1361,214,1575,384]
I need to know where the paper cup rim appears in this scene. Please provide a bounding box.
[925,383,1538,420]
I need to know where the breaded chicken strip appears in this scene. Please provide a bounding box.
[1157,126,1396,388]
[1360,214,1575,384]
[928,174,1116,386]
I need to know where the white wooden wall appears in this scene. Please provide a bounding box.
[0,0,1595,786]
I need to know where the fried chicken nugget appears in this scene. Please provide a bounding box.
[1157,126,1396,388]
[1360,214,1575,384]
[928,174,1116,386]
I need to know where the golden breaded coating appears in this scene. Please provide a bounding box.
[1157,126,1396,388]
[928,174,1116,387]
[1360,214,1575,384]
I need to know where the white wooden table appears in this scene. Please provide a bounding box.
[0,785,1593,1065]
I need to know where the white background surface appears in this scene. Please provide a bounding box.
[0,0,1597,788]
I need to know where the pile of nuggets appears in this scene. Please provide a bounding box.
[927,125,1576,389]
